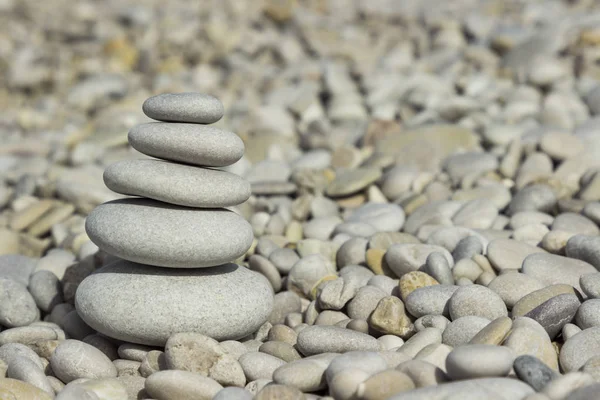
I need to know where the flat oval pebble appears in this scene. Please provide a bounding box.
[75,260,273,345]
[129,123,244,167]
[50,339,117,383]
[296,326,380,356]
[142,92,224,124]
[104,159,250,208]
[85,198,253,268]
[561,308,600,362]
[449,285,508,321]
[0,278,39,327]
[405,285,459,318]
[272,353,338,392]
[145,370,223,400]
[446,345,515,380]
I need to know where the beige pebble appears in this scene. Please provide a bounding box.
[369,296,414,338]
[398,271,439,301]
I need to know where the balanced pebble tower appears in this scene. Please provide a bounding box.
[75,93,273,346]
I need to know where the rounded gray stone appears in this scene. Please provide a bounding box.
[405,285,459,318]
[581,273,600,298]
[75,260,273,346]
[50,339,117,383]
[442,316,490,347]
[566,235,600,271]
[296,326,380,356]
[128,122,243,167]
[446,345,515,380]
[487,273,545,308]
[560,326,600,372]
[104,159,250,208]
[575,299,600,329]
[145,370,223,400]
[449,285,508,321]
[28,270,63,313]
[238,352,286,381]
[0,278,38,328]
[142,92,224,124]
[385,244,453,278]
[85,198,253,268]
[487,238,546,271]
[513,355,559,392]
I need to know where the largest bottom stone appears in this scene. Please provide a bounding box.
[75,260,274,346]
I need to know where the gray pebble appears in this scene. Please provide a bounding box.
[296,326,380,356]
[566,235,600,270]
[129,122,242,168]
[145,370,223,400]
[142,92,224,124]
[508,184,557,216]
[28,270,63,313]
[580,273,600,298]
[405,285,459,318]
[0,278,38,328]
[452,236,484,262]
[423,252,454,285]
[575,299,600,329]
[442,316,490,347]
[446,345,515,380]
[560,326,600,372]
[524,293,580,339]
[0,255,37,286]
[513,355,559,392]
[522,253,596,293]
[449,285,508,321]
[239,352,286,381]
[51,339,117,383]
[104,159,251,208]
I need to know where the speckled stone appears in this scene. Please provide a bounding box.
[446,345,515,380]
[104,159,250,208]
[142,92,224,124]
[513,355,559,392]
[129,123,244,167]
[85,198,253,268]
[75,260,273,346]
[561,327,600,372]
[296,326,380,356]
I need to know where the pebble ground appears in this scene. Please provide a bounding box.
[3,0,600,399]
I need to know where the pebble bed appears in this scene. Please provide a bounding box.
[3,0,600,399]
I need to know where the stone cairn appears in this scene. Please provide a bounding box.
[75,93,273,346]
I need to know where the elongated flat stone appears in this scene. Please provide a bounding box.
[85,198,253,268]
[76,261,273,346]
[128,123,244,167]
[104,159,250,208]
[142,93,224,124]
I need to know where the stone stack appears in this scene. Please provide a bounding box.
[75,93,273,346]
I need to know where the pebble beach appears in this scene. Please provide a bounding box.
[3,0,600,399]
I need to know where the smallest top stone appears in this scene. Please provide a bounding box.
[143,92,224,124]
